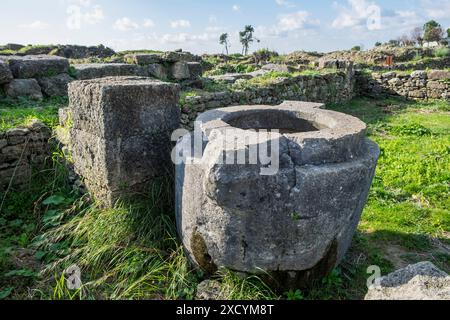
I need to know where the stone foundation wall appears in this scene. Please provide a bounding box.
[356,69,450,100]
[0,51,202,100]
[180,70,355,129]
[0,120,51,191]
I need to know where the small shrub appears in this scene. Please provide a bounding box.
[351,46,361,51]
[434,47,450,58]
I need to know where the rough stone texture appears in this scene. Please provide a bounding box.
[125,53,163,65]
[176,101,379,289]
[0,120,51,190]
[143,64,169,80]
[68,76,181,207]
[171,61,190,80]
[8,55,69,78]
[427,70,450,81]
[0,60,13,84]
[5,79,43,100]
[261,63,290,73]
[162,51,201,63]
[209,73,253,83]
[51,44,115,59]
[38,73,73,97]
[365,262,450,300]
[73,63,140,80]
[356,69,450,100]
[318,59,353,70]
[187,62,203,79]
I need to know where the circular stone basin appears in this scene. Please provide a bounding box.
[175,101,380,289]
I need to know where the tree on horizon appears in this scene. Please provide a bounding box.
[219,33,229,55]
[239,25,259,55]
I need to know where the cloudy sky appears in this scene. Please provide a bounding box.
[1,0,449,54]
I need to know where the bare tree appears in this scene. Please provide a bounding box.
[411,27,423,46]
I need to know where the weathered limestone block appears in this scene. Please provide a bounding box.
[0,60,13,84]
[187,62,203,79]
[38,73,73,97]
[318,59,353,71]
[142,63,169,80]
[5,79,43,100]
[365,262,450,300]
[171,62,190,80]
[125,53,163,65]
[427,70,450,81]
[209,73,253,84]
[73,63,140,80]
[162,51,199,63]
[411,70,427,79]
[68,76,180,207]
[176,101,379,289]
[8,55,69,78]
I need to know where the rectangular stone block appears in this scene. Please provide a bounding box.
[69,77,180,139]
[125,53,163,65]
[0,60,13,84]
[8,55,69,78]
[68,76,181,207]
[73,63,140,80]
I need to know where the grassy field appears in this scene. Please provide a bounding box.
[0,95,448,300]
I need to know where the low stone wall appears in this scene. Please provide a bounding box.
[356,69,450,100]
[0,120,51,191]
[0,51,202,100]
[180,70,355,129]
[0,55,73,100]
[364,57,450,72]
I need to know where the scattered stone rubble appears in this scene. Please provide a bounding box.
[365,261,450,300]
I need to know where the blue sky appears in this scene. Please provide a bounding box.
[1,0,449,54]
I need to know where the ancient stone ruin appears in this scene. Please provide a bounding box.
[175,101,380,288]
[67,76,180,207]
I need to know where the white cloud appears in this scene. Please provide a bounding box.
[278,11,320,31]
[114,17,139,31]
[159,32,215,44]
[256,10,320,39]
[84,5,104,24]
[275,0,295,8]
[232,5,241,12]
[143,19,155,28]
[20,20,49,29]
[170,19,191,28]
[206,26,225,32]
[332,0,382,30]
[68,0,91,6]
[422,0,450,19]
[66,1,104,30]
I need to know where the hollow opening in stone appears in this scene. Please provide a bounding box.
[224,110,320,134]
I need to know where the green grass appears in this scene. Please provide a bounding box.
[329,97,449,268]
[0,97,66,132]
[0,96,449,300]
[434,47,450,58]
